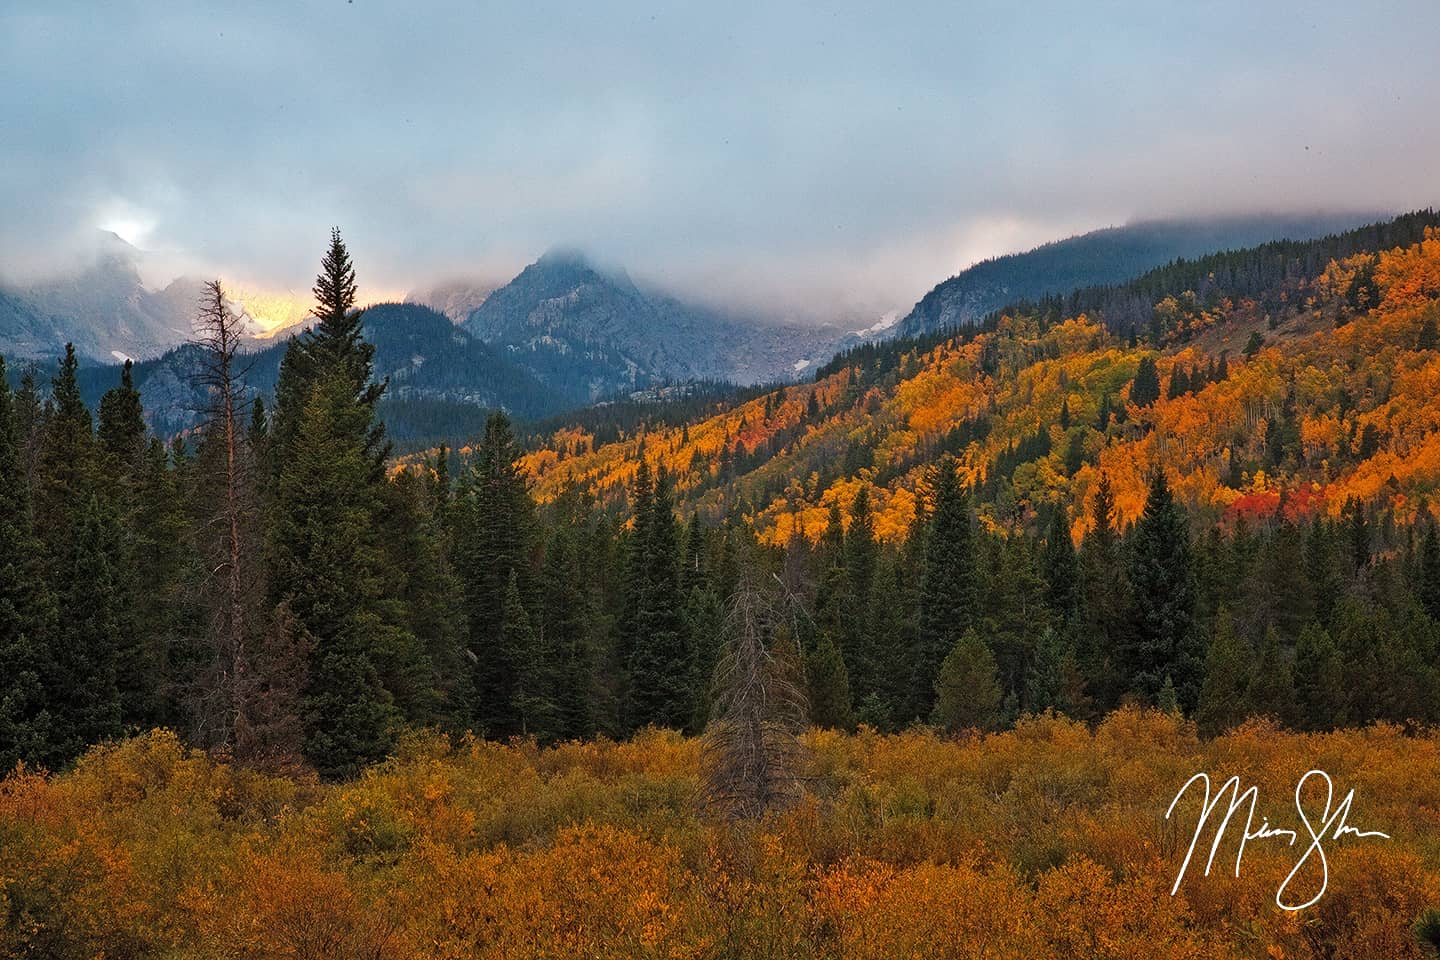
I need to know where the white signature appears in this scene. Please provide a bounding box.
[1165,769,1391,911]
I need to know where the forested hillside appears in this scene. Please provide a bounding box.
[894,211,1385,337]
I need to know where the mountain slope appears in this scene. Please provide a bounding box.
[1,233,202,362]
[461,249,850,397]
[513,212,1440,543]
[69,302,558,442]
[896,212,1387,338]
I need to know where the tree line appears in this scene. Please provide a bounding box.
[4,231,1438,782]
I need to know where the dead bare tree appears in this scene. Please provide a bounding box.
[701,559,810,820]
[189,280,298,766]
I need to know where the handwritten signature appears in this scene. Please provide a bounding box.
[1165,769,1390,911]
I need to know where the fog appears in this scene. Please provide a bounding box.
[3,1,1437,320]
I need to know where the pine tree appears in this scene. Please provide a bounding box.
[1079,473,1127,710]
[1293,621,1346,730]
[500,571,557,740]
[910,456,976,720]
[1130,356,1161,408]
[1246,627,1296,725]
[1304,517,1341,627]
[984,533,1049,702]
[1418,520,1440,622]
[457,411,535,736]
[540,526,595,740]
[1124,470,1199,705]
[271,228,388,478]
[35,344,96,556]
[806,634,853,730]
[97,359,146,476]
[1024,626,1071,715]
[49,496,124,762]
[626,467,693,730]
[844,486,878,611]
[1059,396,1071,430]
[0,357,58,769]
[272,377,401,777]
[1042,504,1079,622]
[1194,610,1252,736]
[932,630,1002,732]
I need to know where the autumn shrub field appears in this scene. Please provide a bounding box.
[3,708,1438,959]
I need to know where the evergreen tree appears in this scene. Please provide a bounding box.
[1130,356,1161,408]
[1304,517,1341,627]
[1419,520,1440,622]
[984,533,1049,701]
[48,496,124,762]
[910,457,976,720]
[97,359,146,475]
[35,344,96,556]
[932,629,1001,732]
[1124,470,1199,705]
[457,412,535,736]
[1042,504,1079,621]
[1194,610,1252,736]
[1293,621,1346,730]
[0,357,58,769]
[271,377,401,777]
[1079,473,1127,709]
[844,486,878,611]
[806,634,854,730]
[500,571,557,740]
[540,526,596,740]
[1245,627,1297,725]
[625,467,693,730]
[271,228,387,477]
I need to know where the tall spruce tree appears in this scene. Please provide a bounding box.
[97,359,146,476]
[540,525,596,740]
[457,411,535,736]
[272,377,402,777]
[1124,470,1199,706]
[271,228,388,477]
[1079,472,1127,709]
[910,456,976,720]
[49,496,124,762]
[1042,504,1079,622]
[0,357,58,769]
[625,467,693,730]
[1246,627,1297,725]
[1130,356,1162,408]
[267,234,420,776]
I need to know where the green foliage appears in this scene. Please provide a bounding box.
[624,465,694,731]
[806,634,853,731]
[910,456,976,721]
[1124,470,1199,706]
[933,630,1002,732]
[1194,610,1251,736]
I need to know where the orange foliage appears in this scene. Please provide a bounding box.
[4,714,1440,958]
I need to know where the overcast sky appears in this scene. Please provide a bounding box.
[2,1,1438,320]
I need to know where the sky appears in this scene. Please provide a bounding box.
[2,0,1438,322]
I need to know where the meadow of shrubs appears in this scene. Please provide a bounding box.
[3,708,1438,959]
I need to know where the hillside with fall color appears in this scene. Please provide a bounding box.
[516,214,1440,545]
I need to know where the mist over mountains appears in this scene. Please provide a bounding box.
[2,211,1409,446]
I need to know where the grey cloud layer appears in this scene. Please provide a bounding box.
[2,1,1437,317]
